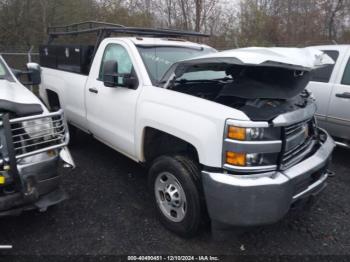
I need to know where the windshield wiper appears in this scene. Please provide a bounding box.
[175,78,232,84]
[161,77,232,89]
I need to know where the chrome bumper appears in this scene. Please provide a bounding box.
[202,129,335,226]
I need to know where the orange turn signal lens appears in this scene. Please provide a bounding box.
[226,151,246,166]
[0,176,5,185]
[228,126,246,140]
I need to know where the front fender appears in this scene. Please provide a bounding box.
[137,103,221,167]
[135,87,250,168]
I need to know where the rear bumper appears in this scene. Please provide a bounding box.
[0,153,67,216]
[202,129,335,226]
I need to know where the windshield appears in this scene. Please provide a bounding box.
[137,46,216,84]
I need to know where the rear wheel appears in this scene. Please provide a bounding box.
[148,155,203,238]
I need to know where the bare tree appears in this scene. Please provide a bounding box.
[326,0,344,40]
[194,0,202,31]
[1,0,350,51]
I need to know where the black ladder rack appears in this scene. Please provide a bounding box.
[48,21,210,39]
[42,21,210,76]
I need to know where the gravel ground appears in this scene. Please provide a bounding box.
[0,131,350,256]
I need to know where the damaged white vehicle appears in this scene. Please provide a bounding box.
[0,56,74,216]
[38,22,335,237]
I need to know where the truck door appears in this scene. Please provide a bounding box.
[85,42,141,159]
[307,50,340,130]
[327,54,350,140]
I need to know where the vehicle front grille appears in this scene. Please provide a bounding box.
[280,118,318,170]
[9,110,69,159]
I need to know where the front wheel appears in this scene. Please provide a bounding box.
[148,155,203,238]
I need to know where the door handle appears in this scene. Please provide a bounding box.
[336,92,350,99]
[89,88,98,94]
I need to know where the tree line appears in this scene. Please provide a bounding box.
[0,0,349,51]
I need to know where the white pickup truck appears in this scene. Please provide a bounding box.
[38,22,335,237]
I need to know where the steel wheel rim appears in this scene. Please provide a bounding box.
[154,172,187,223]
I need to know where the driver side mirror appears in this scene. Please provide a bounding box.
[102,60,138,90]
[102,60,119,88]
[13,63,42,86]
[26,63,41,85]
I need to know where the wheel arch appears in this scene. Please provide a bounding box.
[141,127,200,165]
[45,89,61,111]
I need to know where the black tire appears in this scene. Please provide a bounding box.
[148,155,203,238]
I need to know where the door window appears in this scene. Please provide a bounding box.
[341,58,350,85]
[99,44,134,85]
[311,50,339,83]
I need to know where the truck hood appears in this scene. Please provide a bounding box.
[0,55,47,117]
[0,79,46,117]
[174,47,334,72]
[161,47,334,101]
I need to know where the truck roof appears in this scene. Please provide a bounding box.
[111,37,213,49]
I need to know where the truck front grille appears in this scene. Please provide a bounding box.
[281,119,317,170]
[9,110,69,159]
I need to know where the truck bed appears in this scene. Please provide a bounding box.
[40,66,89,130]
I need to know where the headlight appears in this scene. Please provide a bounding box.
[246,128,264,140]
[224,122,282,170]
[246,153,263,166]
[227,126,280,141]
[22,117,53,140]
[225,151,279,167]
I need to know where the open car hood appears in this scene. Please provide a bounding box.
[174,47,334,72]
[161,47,334,101]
